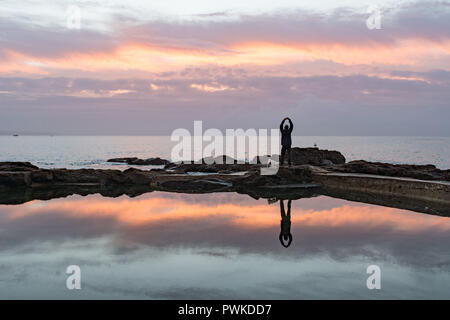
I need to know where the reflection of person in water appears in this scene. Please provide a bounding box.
[279,199,292,248]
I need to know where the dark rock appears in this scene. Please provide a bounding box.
[239,187,320,201]
[107,157,170,165]
[148,158,170,165]
[158,178,232,193]
[250,148,345,166]
[52,168,102,183]
[166,161,254,174]
[0,162,157,187]
[201,155,240,165]
[233,166,313,188]
[122,168,154,185]
[321,159,334,166]
[0,162,39,171]
[0,171,32,186]
[131,158,170,165]
[107,157,138,163]
[0,184,154,205]
[287,147,345,166]
[329,160,450,181]
[100,170,129,185]
[30,170,54,183]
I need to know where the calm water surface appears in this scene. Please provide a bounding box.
[0,192,449,299]
[1,136,449,169]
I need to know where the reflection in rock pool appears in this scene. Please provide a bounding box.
[279,200,292,248]
[0,192,449,299]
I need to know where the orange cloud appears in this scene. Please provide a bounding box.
[4,194,450,234]
[190,82,233,92]
[231,39,450,66]
[2,38,450,78]
[0,50,50,75]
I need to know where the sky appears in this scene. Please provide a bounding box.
[0,0,449,135]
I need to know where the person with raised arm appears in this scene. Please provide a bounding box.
[279,117,293,166]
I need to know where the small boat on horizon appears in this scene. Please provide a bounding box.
[13,133,19,137]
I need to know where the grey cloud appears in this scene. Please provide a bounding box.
[0,18,116,58]
[1,71,449,135]
[1,71,449,104]
[1,1,449,59]
[122,2,450,51]
[390,69,450,84]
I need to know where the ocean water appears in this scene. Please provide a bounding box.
[0,135,449,169]
[1,136,449,299]
[0,192,449,299]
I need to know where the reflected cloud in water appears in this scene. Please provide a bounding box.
[0,192,449,299]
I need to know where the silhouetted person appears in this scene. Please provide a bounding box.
[279,199,292,248]
[280,117,293,166]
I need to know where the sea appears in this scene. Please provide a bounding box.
[0,135,449,169]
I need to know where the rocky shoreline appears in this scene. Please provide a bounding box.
[1,147,449,215]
